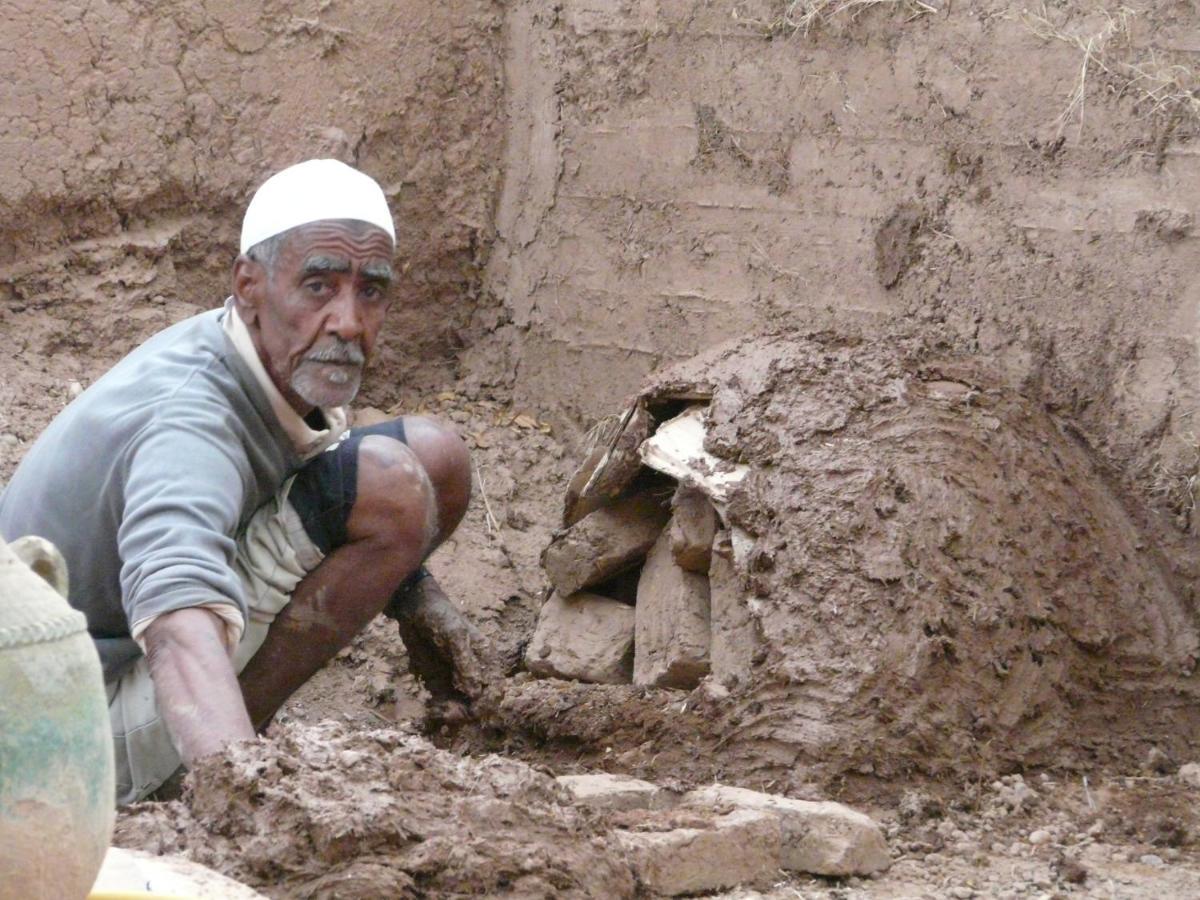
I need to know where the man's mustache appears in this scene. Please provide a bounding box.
[304,340,365,366]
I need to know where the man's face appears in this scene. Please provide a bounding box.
[236,220,395,413]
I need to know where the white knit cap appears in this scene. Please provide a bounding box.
[240,159,395,253]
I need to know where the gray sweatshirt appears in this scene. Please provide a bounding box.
[0,306,304,680]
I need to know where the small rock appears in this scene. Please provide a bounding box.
[67,380,84,399]
[948,888,975,899]
[700,679,730,701]
[1052,852,1088,885]
[991,775,1039,812]
[0,433,17,447]
[1144,746,1177,775]
[1028,829,1052,846]
[615,808,781,896]
[1139,853,1165,867]
[685,784,890,876]
[1177,762,1200,788]
[898,790,943,823]
[525,592,635,684]
[557,773,664,811]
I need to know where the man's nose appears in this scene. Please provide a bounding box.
[325,284,365,342]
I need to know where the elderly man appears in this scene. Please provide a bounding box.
[0,159,489,804]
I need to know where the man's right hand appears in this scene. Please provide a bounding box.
[389,575,499,717]
[142,607,256,765]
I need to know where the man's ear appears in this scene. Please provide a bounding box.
[232,255,266,325]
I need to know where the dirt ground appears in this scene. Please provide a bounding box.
[106,361,1200,898]
[114,715,1200,899]
[8,365,1200,896]
[6,0,1200,896]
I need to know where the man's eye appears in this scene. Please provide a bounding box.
[305,280,329,295]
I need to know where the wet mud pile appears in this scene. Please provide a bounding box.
[114,721,635,899]
[486,331,1200,785]
[114,718,899,898]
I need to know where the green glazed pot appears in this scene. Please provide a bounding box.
[0,536,114,899]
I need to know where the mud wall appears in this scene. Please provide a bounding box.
[6,0,1200,527]
[0,0,504,476]
[480,0,1200,524]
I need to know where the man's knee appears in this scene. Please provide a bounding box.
[400,416,472,538]
[350,435,438,553]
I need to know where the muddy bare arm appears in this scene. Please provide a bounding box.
[388,574,497,705]
[143,607,256,763]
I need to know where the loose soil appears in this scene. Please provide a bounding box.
[117,721,1200,898]
[114,359,1200,897]
[115,720,636,899]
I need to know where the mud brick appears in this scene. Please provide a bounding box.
[614,808,781,896]
[525,592,634,684]
[668,485,718,573]
[556,773,664,811]
[685,785,890,876]
[634,530,710,689]
[542,492,669,596]
[709,532,758,688]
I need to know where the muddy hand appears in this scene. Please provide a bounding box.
[389,575,497,706]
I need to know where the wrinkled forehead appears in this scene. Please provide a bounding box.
[280,219,395,264]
